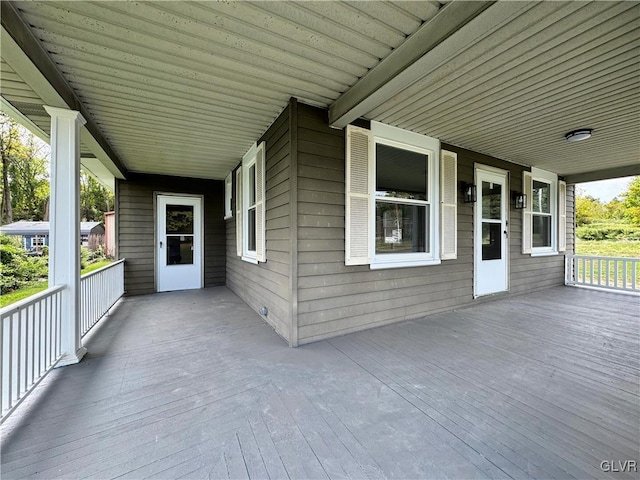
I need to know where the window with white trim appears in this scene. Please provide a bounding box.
[522,167,566,256]
[532,179,553,249]
[345,122,457,269]
[224,172,232,219]
[238,142,266,263]
[31,236,45,248]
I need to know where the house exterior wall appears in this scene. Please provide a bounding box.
[24,234,49,250]
[221,102,576,346]
[104,211,115,258]
[293,104,575,345]
[226,103,293,343]
[116,174,225,296]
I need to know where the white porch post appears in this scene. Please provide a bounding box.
[44,106,87,366]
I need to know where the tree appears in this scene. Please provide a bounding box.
[9,136,49,221]
[0,113,20,223]
[80,172,114,222]
[575,190,605,226]
[1,113,50,223]
[2,110,114,225]
[604,197,625,222]
[621,177,640,226]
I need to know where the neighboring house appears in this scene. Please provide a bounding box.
[0,221,104,251]
[1,1,638,350]
[104,212,115,258]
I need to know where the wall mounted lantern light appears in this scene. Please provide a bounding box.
[463,183,477,203]
[514,192,527,209]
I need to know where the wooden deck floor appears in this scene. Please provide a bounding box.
[1,286,638,479]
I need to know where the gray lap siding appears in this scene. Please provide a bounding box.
[221,101,574,345]
[225,104,293,344]
[116,174,225,296]
[295,103,574,345]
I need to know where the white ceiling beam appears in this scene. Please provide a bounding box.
[0,96,49,142]
[1,1,126,180]
[328,1,536,128]
[564,165,640,185]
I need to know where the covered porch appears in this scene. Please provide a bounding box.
[2,286,638,479]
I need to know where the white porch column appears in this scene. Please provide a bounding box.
[44,106,87,366]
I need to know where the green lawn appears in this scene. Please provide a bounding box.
[81,259,114,274]
[0,281,49,308]
[575,239,640,258]
[0,260,114,308]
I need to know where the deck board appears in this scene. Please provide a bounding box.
[2,286,638,479]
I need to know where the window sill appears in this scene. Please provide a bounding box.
[531,251,558,257]
[370,258,441,270]
[224,214,233,220]
[241,255,258,264]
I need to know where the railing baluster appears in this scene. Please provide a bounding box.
[624,259,628,291]
[17,309,24,398]
[7,316,13,414]
[29,305,33,387]
[1,316,4,415]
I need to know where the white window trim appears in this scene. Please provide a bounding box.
[530,167,558,257]
[242,143,258,263]
[224,172,232,219]
[236,167,242,257]
[240,142,265,264]
[31,236,45,248]
[370,121,440,269]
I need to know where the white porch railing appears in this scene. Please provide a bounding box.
[1,286,64,420]
[1,258,125,421]
[80,259,125,337]
[565,255,640,293]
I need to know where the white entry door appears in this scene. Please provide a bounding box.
[474,168,508,297]
[157,195,203,292]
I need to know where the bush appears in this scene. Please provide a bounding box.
[576,223,640,241]
[0,235,48,294]
[80,245,107,270]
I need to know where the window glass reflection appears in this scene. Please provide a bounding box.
[166,205,194,234]
[248,209,256,252]
[482,222,502,260]
[166,236,194,265]
[375,203,428,254]
[533,215,552,247]
[375,144,427,200]
[482,181,502,220]
[532,180,551,213]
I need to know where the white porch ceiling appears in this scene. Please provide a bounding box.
[0,1,638,182]
[358,1,640,178]
[1,0,442,180]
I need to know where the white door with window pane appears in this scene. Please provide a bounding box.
[157,195,203,292]
[474,168,508,297]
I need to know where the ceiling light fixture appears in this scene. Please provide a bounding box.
[565,128,593,142]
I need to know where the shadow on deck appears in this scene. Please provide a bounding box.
[1,286,638,479]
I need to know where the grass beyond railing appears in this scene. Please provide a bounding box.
[1,286,64,421]
[566,255,639,293]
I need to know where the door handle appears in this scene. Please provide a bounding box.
[160,241,163,248]
[504,230,508,238]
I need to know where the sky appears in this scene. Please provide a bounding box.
[578,176,636,203]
